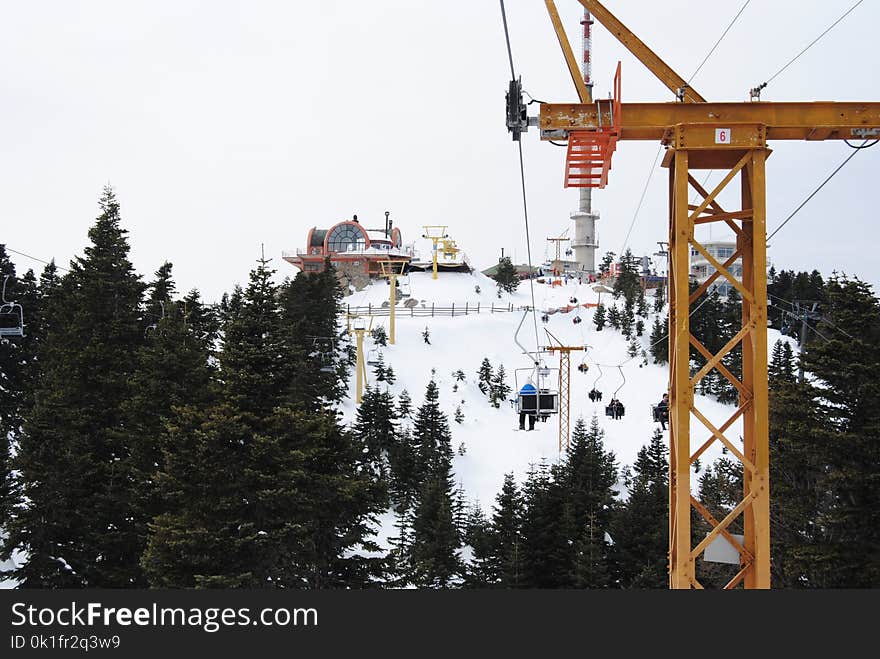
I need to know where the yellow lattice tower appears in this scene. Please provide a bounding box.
[523,0,880,588]
[421,225,448,280]
[378,260,407,345]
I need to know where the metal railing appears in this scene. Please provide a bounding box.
[345,302,516,318]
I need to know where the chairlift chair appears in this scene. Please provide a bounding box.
[588,362,603,402]
[515,366,559,422]
[651,405,669,424]
[572,315,582,325]
[604,366,626,420]
[366,348,383,366]
[0,276,24,338]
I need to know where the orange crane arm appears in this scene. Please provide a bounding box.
[545,0,592,103]
[576,0,706,103]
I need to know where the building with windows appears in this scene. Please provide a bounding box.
[282,214,412,277]
[690,241,742,296]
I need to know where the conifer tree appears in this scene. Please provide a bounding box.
[519,462,571,587]
[593,303,606,331]
[408,380,461,586]
[611,430,668,588]
[608,305,621,330]
[7,186,147,587]
[485,473,524,587]
[795,275,880,586]
[477,357,493,395]
[653,283,666,312]
[397,389,413,420]
[492,257,520,294]
[562,417,618,588]
[649,315,668,364]
[490,364,511,408]
[636,288,648,318]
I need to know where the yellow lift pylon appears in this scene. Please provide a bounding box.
[542,330,584,452]
[514,0,880,589]
[347,314,371,404]
[378,260,407,345]
[421,225,449,280]
[546,232,570,276]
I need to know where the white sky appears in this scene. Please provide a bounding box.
[2,1,878,302]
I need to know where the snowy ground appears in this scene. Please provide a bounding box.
[339,270,792,540]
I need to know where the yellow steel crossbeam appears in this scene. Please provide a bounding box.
[690,323,752,387]
[693,210,752,227]
[690,239,755,303]
[687,174,748,236]
[690,402,750,465]
[688,333,746,396]
[689,152,751,218]
[575,0,706,103]
[691,406,757,474]
[690,492,757,560]
[725,565,750,590]
[690,495,753,563]
[539,101,880,140]
[545,0,591,103]
[688,248,745,303]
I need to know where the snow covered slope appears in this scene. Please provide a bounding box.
[338,270,790,513]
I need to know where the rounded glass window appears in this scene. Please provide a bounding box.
[326,224,366,253]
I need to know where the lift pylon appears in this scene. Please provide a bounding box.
[378,260,407,345]
[421,225,449,280]
[510,0,880,588]
[347,314,372,404]
[542,330,584,451]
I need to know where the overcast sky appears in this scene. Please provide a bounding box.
[2,1,878,302]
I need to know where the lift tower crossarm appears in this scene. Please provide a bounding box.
[539,101,880,141]
[575,0,706,103]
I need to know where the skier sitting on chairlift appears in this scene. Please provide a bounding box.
[653,393,669,430]
[588,388,603,402]
[605,397,625,420]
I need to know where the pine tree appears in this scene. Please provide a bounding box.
[769,340,796,383]
[352,385,399,478]
[653,283,666,312]
[278,263,348,409]
[454,406,464,424]
[650,315,668,364]
[463,503,493,587]
[477,357,493,395]
[422,326,431,344]
[408,380,461,586]
[221,257,284,418]
[608,305,621,330]
[492,257,520,294]
[621,305,634,338]
[385,365,396,385]
[612,430,668,588]
[794,275,880,586]
[635,319,645,337]
[519,462,571,587]
[613,249,641,306]
[599,252,615,277]
[453,369,466,382]
[6,186,147,587]
[371,325,388,347]
[489,364,511,408]
[125,264,216,585]
[636,288,648,318]
[562,417,618,588]
[593,303,606,331]
[486,473,524,587]
[397,389,413,420]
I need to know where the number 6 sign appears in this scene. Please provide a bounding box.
[715,128,731,144]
